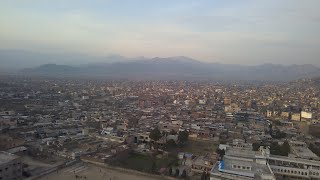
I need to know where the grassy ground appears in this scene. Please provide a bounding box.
[111,152,177,173]
[181,139,218,155]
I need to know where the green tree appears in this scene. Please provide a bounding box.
[150,127,162,141]
[271,129,286,139]
[162,131,167,137]
[282,140,291,156]
[168,167,172,176]
[151,160,156,173]
[309,143,320,157]
[178,130,189,144]
[166,139,177,149]
[268,123,273,135]
[270,142,281,155]
[201,171,208,180]
[170,129,177,135]
[216,149,225,159]
[270,141,290,156]
[175,168,180,177]
[274,120,281,126]
[181,169,187,178]
[252,143,261,151]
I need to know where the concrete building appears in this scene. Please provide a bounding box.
[191,155,215,174]
[211,143,320,180]
[210,146,276,180]
[224,98,231,106]
[289,141,319,160]
[199,99,206,105]
[225,103,240,113]
[268,155,320,179]
[0,151,22,180]
[301,111,312,119]
[267,110,273,118]
[133,133,151,143]
[291,113,301,121]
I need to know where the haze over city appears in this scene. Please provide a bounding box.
[1,1,320,180]
[1,0,320,67]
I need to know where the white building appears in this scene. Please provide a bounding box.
[210,146,276,180]
[199,99,206,105]
[210,143,320,180]
[289,141,319,160]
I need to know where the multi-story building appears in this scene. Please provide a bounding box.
[210,146,276,180]
[268,155,320,179]
[0,152,22,180]
[211,144,320,180]
[289,141,319,160]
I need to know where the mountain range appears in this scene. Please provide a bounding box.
[1,50,319,81]
[20,56,320,81]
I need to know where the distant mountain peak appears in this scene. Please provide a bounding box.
[148,56,201,64]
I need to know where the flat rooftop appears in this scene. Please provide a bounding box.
[0,151,19,165]
[211,156,273,179]
[291,146,319,160]
[226,147,262,159]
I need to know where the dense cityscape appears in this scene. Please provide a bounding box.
[1,1,320,180]
[0,76,319,180]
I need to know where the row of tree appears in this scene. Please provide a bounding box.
[270,141,291,156]
[168,168,187,178]
[309,143,320,157]
[149,127,189,145]
[252,141,291,156]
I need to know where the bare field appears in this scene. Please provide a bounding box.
[38,163,163,180]
[182,139,217,155]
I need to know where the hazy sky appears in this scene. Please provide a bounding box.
[0,0,320,65]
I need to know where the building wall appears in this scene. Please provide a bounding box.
[301,111,312,119]
[291,113,301,121]
[0,156,22,180]
[280,112,289,118]
[266,110,273,117]
[224,98,231,106]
